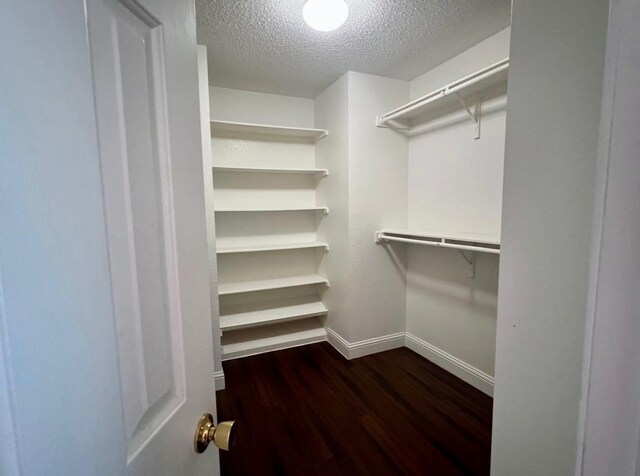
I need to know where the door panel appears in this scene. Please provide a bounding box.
[92,1,186,458]
[88,0,219,474]
[0,0,218,474]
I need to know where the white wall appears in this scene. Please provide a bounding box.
[404,29,510,394]
[346,72,409,343]
[491,0,608,473]
[210,87,314,127]
[315,74,350,339]
[579,1,640,474]
[316,72,409,352]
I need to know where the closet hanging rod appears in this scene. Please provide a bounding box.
[376,233,500,255]
[377,58,509,128]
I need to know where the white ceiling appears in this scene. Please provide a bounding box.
[196,0,511,99]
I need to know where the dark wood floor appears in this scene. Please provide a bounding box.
[216,342,493,476]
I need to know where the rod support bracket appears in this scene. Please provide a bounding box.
[458,250,476,279]
[454,93,481,140]
[376,115,388,128]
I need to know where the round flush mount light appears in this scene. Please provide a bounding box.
[303,0,349,32]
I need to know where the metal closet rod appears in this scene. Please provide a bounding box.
[379,58,509,124]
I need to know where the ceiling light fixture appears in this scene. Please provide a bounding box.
[302,0,349,32]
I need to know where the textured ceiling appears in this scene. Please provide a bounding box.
[196,0,511,98]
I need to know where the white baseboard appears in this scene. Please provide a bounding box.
[404,333,494,396]
[214,370,225,391]
[326,328,405,360]
[216,328,493,397]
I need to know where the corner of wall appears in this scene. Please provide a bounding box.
[344,72,409,343]
[314,73,351,340]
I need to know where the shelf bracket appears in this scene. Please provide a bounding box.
[454,93,481,140]
[457,250,476,279]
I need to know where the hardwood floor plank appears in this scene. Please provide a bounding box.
[217,342,493,475]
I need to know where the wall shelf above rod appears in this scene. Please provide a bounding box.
[211,120,328,143]
[213,165,329,177]
[376,58,509,138]
[375,229,500,254]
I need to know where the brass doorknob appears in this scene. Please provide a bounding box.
[194,413,236,453]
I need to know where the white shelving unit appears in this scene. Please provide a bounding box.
[211,120,328,143]
[213,165,328,176]
[211,118,330,360]
[377,58,509,138]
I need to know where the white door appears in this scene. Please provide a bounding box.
[0,0,221,475]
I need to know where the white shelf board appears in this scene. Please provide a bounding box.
[213,165,328,177]
[378,58,509,128]
[380,228,500,245]
[214,206,329,214]
[218,274,329,296]
[220,296,328,331]
[217,241,329,254]
[221,318,327,360]
[376,229,500,254]
[210,120,328,143]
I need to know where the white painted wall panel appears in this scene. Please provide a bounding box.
[316,72,408,345]
[212,138,315,168]
[346,72,409,343]
[406,248,498,377]
[404,30,509,391]
[214,212,319,248]
[210,87,314,127]
[407,93,506,240]
[491,0,608,473]
[213,173,317,209]
[579,1,640,474]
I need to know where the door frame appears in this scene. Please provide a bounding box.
[576,0,640,473]
[0,329,19,475]
[3,0,640,474]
